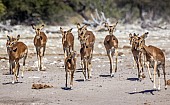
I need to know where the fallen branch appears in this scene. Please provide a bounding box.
[83,9,110,29]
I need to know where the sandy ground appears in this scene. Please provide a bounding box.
[0,24,170,105]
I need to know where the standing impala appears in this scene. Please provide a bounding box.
[104,22,118,77]
[31,24,47,71]
[65,51,76,88]
[6,36,18,75]
[129,33,145,79]
[137,32,167,90]
[79,34,93,80]
[77,23,95,69]
[60,27,74,58]
[6,35,28,83]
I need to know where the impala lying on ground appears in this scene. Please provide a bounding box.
[129,33,145,79]
[104,22,118,77]
[6,35,28,83]
[60,27,74,58]
[137,32,167,90]
[64,51,76,89]
[31,24,47,71]
[77,23,95,70]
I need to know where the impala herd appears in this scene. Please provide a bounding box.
[4,22,167,91]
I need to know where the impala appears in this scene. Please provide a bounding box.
[6,36,18,75]
[31,24,47,71]
[60,27,74,58]
[137,32,167,90]
[79,35,93,80]
[77,23,95,69]
[65,51,76,88]
[6,35,28,83]
[129,33,145,79]
[104,22,118,77]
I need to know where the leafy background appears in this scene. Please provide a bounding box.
[0,0,170,25]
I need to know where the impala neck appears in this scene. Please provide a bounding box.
[142,44,152,55]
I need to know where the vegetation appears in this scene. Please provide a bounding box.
[0,0,169,25]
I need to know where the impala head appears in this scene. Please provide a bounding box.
[129,33,139,45]
[68,51,77,59]
[79,34,90,46]
[105,22,118,35]
[60,27,72,43]
[77,23,87,40]
[6,35,20,49]
[138,32,149,50]
[31,24,44,37]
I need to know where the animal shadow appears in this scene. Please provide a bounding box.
[75,79,85,82]
[76,68,82,72]
[61,87,72,90]
[128,89,158,95]
[3,72,13,75]
[99,74,111,78]
[2,81,23,85]
[126,77,139,81]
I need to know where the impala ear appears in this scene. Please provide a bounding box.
[31,24,36,29]
[82,25,87,30]
[40,24,44,30]
[141,32,148,39]
[7,35,11,41]
[60,27,63,33]
[17,35,20,41]
[129,33,132,37]
[104,22,109,27]
[114,21,118,27]
[68,28,73,33]
[77,23,81,29]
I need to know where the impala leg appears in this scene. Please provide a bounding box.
[157,68,161,90]
[115,48,118,72]
[88,62,92,78]
[139,52,145,79]
[16,63,20,78]
[9,60,13,75]
[70,71,74,89]
[81,59,84,69]
[42,45,46,56]
[107,50,113,77]
[65,71,68,88]
[153,61,157,90]
[146,62,153,82]
[88,56,92,78]
[22,53,27,78]
[37,55,40,71]
[133,58,136,70]
[84,59,88,80]
[10,61,15,76]
[40,55,42,71]
[12,61,19,84]
[162,64,167,90]
[134,56,140,79]
[82,59,86,81]
[87,60,90,79]
[12,67,16,84]
[36,48,40,71]
[142,53,146,66]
